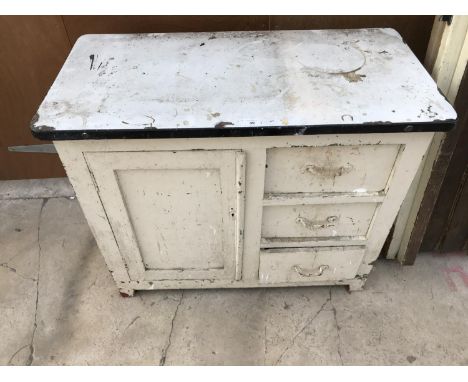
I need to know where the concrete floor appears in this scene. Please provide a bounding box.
[1,178,468,366]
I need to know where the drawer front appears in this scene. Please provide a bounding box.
[264,145,400,193]
[262,203,377,239]
[259,247,364,284]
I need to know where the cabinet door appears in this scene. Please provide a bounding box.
[84,150,245,282]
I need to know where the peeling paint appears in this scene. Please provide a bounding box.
[33,123,56,132]
[341,72,366,83]
[31,115,55,133]
[214,121,234,128]
[303,163,354,178]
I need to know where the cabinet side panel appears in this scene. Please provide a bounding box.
[362,132,434,267]
[53,141,131,284]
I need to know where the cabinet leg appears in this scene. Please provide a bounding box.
[347,278,366,292]
[119,288,135,297]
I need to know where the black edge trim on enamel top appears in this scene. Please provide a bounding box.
[31,120,457,141]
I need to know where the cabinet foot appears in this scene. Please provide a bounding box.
[119,288,135,297]
[347,278,366,292]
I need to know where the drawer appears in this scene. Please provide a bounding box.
[262,203,377,239]
[259,247,364,284]
[264,145,400,193]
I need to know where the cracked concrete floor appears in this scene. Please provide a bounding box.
[1,179,468,365]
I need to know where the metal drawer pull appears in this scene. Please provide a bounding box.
[295,215,338,229]
[303,163,353,177]
[293,264,329,277]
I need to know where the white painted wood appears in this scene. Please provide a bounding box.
[234,152,246,281]
[446,30,468,102]
[259,247,365,284]
[395,132,443,264]
[238,148,266,281]
[262,203,377,239]
[54,141,131,284]
[263,192,385,206]
[260,237,367,249]
[53,133,422,152]
[126,279,351,291]
[386,162,423,259]
[424,17,446,73]
[84,150,245,281]
[33,29,456,134]
[390,17,467,263]
[363,132,435,266]
[54,133,433,292]
[432,16,468,97]
[386,17,447,261]
[264,145,401,193]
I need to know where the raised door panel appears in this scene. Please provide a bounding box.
[84,150,245,282]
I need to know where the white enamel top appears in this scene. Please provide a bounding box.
[32,28,456,133]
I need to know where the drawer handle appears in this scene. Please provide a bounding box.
[303,163,353,177]
[295,215,338,229]
[293,264,329,277]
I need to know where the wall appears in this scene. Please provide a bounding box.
[0,15,434,179]
[0,16,71,179]
[421,65,468,252]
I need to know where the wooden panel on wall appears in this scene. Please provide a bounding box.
[0,16,71,180]
[441,172,468,251]
[270,16,434,61]
[421,66,468,252]
[62,16,270,45]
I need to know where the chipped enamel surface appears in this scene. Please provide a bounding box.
[32,28,456,136]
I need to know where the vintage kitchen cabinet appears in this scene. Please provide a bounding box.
[31,29,456,296]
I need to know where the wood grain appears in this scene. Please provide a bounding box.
[0,16,71,180]
[420,66,468,252]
